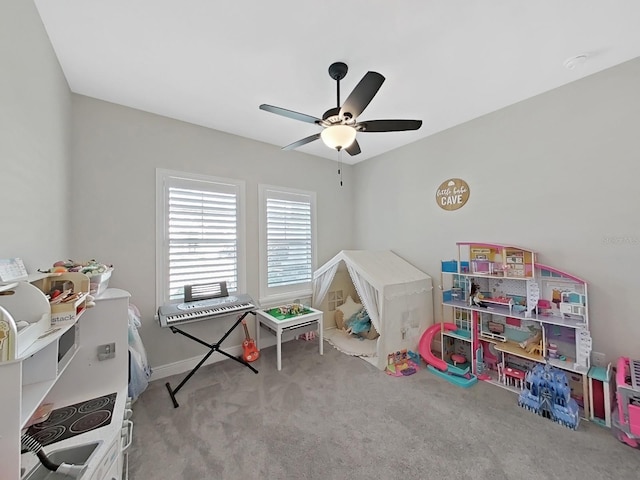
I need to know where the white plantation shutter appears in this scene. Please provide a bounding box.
[157,170,244,304]
[259,186,316,303]
[266,196,312,287]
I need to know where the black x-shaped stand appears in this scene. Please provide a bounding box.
[165,310,258,408]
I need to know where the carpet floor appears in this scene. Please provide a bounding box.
[129,337,640,479]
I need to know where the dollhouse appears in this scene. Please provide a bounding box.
[440,242,592,414]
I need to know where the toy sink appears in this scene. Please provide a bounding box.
[22,442,100,480]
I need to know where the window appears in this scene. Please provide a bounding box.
[156,169,245,306]
[259,185,316,305]
[328,290,344,311]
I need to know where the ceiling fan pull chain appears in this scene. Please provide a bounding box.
[338,150,343,186]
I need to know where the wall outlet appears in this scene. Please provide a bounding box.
[98,342,116,361]
[592,351,606,367]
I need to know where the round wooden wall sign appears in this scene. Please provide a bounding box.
[436,178,470,211]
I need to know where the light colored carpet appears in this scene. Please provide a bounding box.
[129,337,640,479]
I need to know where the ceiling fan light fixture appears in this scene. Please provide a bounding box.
[260,62,421,156]
[320,125,357,150]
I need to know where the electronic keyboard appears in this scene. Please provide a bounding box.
[158,293,256,328]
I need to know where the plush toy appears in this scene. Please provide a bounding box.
[469,283,488,308]
[345,307,379,340]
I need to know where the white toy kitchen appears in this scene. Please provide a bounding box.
[0,270,132,480]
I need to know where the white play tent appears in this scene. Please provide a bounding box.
[312,250,434,370]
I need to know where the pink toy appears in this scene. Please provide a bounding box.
[481,296,514,312]
[418,323,478,388]
[419,323,457,372]
[537,299,553,314]
[451,353,467,366]
[613,356,640,448]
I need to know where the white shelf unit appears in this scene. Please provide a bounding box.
[0,282,131,480]
[440,242,592,413]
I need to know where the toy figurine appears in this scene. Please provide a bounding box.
[469,283,488,308]
[519,326,542,354]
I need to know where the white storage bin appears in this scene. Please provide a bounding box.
[89,268,113,297]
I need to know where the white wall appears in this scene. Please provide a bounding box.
[353,57,640,363]
[3,0,638,370]
[69,95,355,367]
[0,0,71,270]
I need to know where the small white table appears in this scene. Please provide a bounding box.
[255,307,323,371]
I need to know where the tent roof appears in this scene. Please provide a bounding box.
[313,250,430,291]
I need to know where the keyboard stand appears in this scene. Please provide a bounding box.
[165,310,258,408]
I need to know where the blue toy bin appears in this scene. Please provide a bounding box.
[442,260,458,273]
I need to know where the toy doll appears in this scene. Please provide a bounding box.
[469,282,488,308]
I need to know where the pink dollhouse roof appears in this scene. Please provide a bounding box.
[456,241,535,253]
[536,263,586,284]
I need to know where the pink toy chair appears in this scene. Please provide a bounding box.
[451,353,467,366]
[537,299,552,314]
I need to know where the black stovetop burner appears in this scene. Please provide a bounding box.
[27,392,117,447]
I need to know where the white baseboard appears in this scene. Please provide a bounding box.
[150,323,323,381]
[150,335,279,381]
[150,345,239,381]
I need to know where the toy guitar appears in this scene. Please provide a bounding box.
[241,318,260,362]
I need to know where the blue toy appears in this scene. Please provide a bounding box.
[345,307,373,336]
[518,363,580,430]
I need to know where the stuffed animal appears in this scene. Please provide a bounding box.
[345,307,379,340]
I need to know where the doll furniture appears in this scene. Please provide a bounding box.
[256,306,323,371]
[588,363,613,427]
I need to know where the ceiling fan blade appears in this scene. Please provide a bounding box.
[358,119,423,132]
[339,72,385,120]
[259,104,321,124]
[345,139,361,156]
[282,133,321,151]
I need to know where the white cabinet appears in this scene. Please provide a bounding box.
[0,283,130,480]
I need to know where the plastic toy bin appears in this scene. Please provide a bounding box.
[89,268,112,297]
[442,260,458,273]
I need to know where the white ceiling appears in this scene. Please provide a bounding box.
[34,1,640,164]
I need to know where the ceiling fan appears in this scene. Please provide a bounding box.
[259,62,422,156]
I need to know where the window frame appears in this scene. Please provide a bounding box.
[258,184,317,306]
[156,168,246,308]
